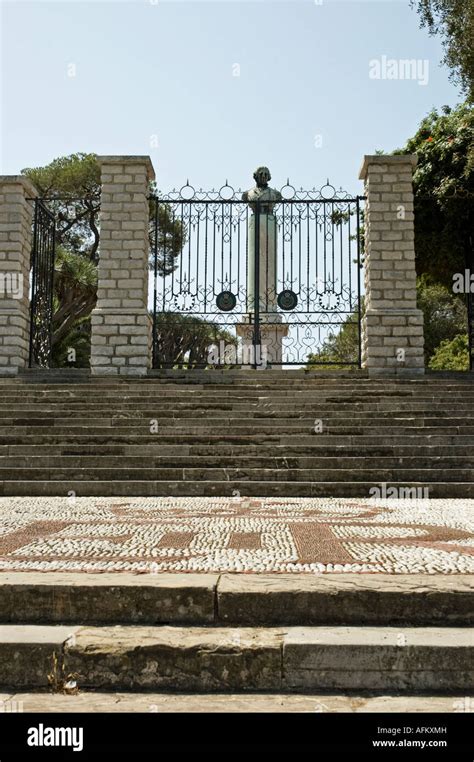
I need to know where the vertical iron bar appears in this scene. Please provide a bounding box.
[187,201,192,287]
[356,196,362,369]
[28,200,38,367]
[152,199,159,369]
[290,202,294,287]
[253,200,261,369]
[245,205,249,313]
[339,204,343,297]
[298,209,302,298]
[203,205,209,313]
[220,202,225,291]
[237,202,241,296]
[195,203,200,301]
[306,204,310,312]
[47,211,56,366]
[281,200,286,289]
[315,202,319,295]
[331,200,335,291]
[323,202,327,287]
[212,207,217,296]
[348,204,353,310]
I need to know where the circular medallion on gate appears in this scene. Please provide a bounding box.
[277,289,298,311]
[317,289,341,311]
[216,290,237,312]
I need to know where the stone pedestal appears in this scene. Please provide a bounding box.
[0,176,37,375]
[359,155,425,376]
[90,156,154,376]
[236,320,289,369]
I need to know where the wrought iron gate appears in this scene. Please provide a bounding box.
[150,181,363,369]
[29,199,56,367]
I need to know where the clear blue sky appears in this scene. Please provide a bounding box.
[0,0,462,195]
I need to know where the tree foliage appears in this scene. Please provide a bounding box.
[154,313,237,368]
[307,308,362,369]
[23,153,102,262]
[52,317,92,369]
[428,332,470,370]
[395,103,474,288]
[51,246,98,356]
[416,275,467,362]
[410,0,474,101]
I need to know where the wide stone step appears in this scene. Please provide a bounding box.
[280,435,474,446]
[1,573,471,626]
[1,405,474,416]
[3,454,474,469]
[3,376,466,385]
[4,443,473,458]
[3,417,474,429]
[0,434,283,446]
[2,384,473,392]
[1,691,464,713]
[2,479,474,497]
[2,391,474,402]
[2,384,474,394]
[1,383,473,392]
[7,374,473,385]
[3,433,474,448]
[0,624,471,692]
[1,466,474,482]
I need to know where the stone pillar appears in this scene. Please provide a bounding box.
[237,206,288,369]
[247,213,278,312]
[0,176,37,375]
[359,155,424,376]
[91,156,154,376]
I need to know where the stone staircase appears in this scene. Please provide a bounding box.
[0,573,472,708]
[0,370,473,497]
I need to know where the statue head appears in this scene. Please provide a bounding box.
[253,166,271,188]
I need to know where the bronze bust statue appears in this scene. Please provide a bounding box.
[242,166,282,214]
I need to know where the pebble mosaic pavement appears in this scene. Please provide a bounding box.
[0,496,473,574]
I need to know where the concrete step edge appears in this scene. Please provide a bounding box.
[0,573,472,626]
[0,624,471,692]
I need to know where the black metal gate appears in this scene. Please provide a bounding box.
[29,199,56,367]
[150,182,363,369]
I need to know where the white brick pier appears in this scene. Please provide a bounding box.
[0,176,37,374]
[359,155,425,375]
[90,156,154,376]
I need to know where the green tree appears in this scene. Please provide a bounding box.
[22,153,184,366]
[52,317,92,369]
[154,313,237,368]
[23,153,102,262]
[52,246,98,350]
[410,0,474,101]
[307,305,362,369]
[416,275,467,363]
[428,333,470,370]
[395,103,474,289]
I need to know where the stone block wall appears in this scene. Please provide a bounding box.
[90,156,154,376]
[359,155,425,375]
[0,176,37,374]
